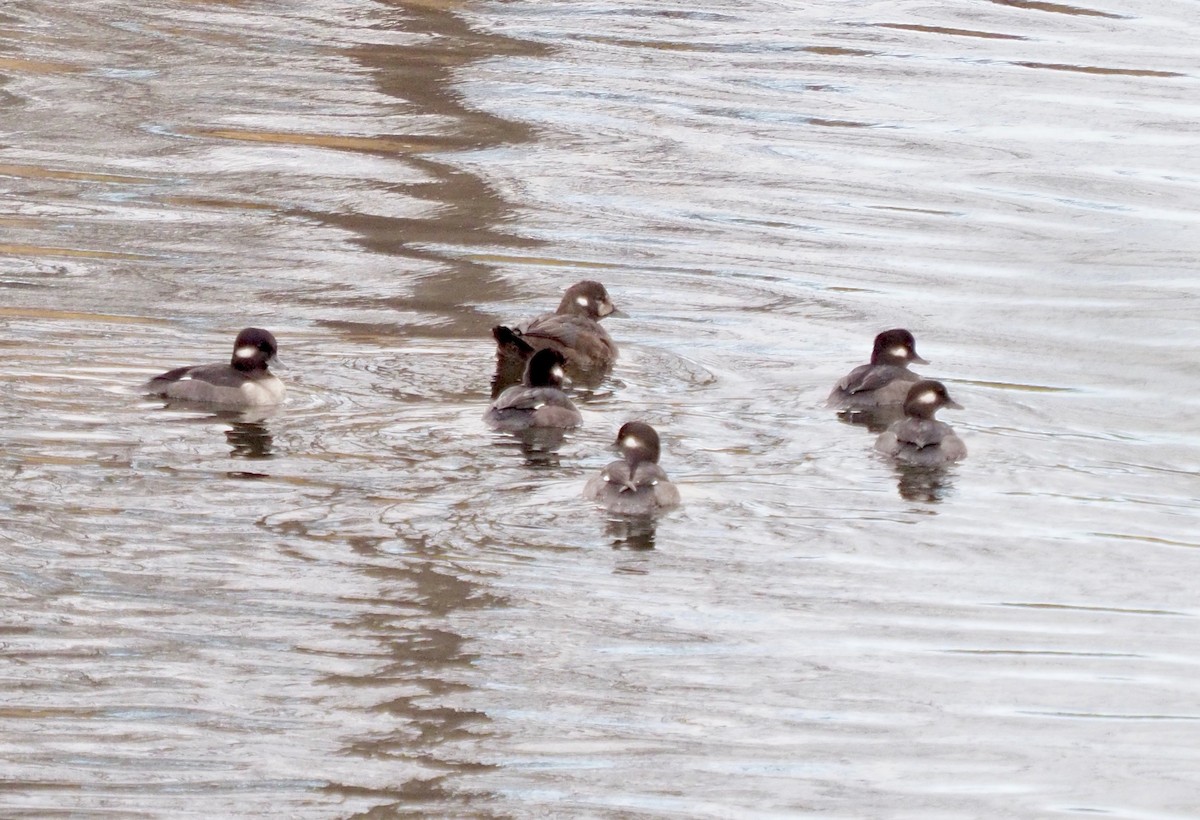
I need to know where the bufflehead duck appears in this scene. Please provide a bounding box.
[484,348,582,431]
[144,327,285,408]
[875,380,966,466]
[583,421,681,514]
[492,280,618,390]
[828,328,928,410]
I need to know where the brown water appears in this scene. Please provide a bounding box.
[2,0,1199,816]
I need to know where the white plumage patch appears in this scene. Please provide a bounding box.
[621,435,643,449]
[889,345,909,358]
[235,345,258,359]
[575,295,590,307]
[551,365,564,381]
[916,390,939,405]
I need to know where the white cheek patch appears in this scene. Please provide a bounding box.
[916,390,939,405]
[235,345,258,359]
[551,365,564,381]
[889,345,910,358]
[575,295,590,307]
[621,435,643,449]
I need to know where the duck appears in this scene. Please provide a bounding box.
[874,380,966,466]
[828,328,927,410]
[583,421,681,514]
[144,327,285,408]
[492,281,618,390]
[484,348,582,431]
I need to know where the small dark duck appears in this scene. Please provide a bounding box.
[874,380,966,466]
[484,348,582,432]
[583,421,681,514]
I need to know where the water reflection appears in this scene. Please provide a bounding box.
[309,1,552,810]
[836,406,906,434]
[224,419,273,460]
[604,514,658,551]
[321,559,504,815]
[2,0,1196,813]
[489,427,569,468]
[306,0,552,345]
[148,402,278,460]
[892,464,958,504]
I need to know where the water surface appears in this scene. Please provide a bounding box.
[2,0,1198,816]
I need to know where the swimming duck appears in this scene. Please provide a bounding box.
[492,281,618,390]
[583,421,681,514]
[874,380,966,466]
[144,327,284,408]
[484,348,582,431]
[828,328,927,410]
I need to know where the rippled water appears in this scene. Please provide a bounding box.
[2,0,1199,815]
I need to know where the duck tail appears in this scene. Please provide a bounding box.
[493,325,535,355]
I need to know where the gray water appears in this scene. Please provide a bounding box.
[2,0,1199,816]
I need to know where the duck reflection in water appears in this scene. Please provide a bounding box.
[604,514,658,551]
[149,400,277,463]
[507,427,570,469]
[224,415,274,460]
[892,464,957,503]
[836,404,906,434]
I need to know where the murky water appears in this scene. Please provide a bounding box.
[2,0,1199,815]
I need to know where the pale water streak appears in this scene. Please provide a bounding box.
[1,0,1199,816]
